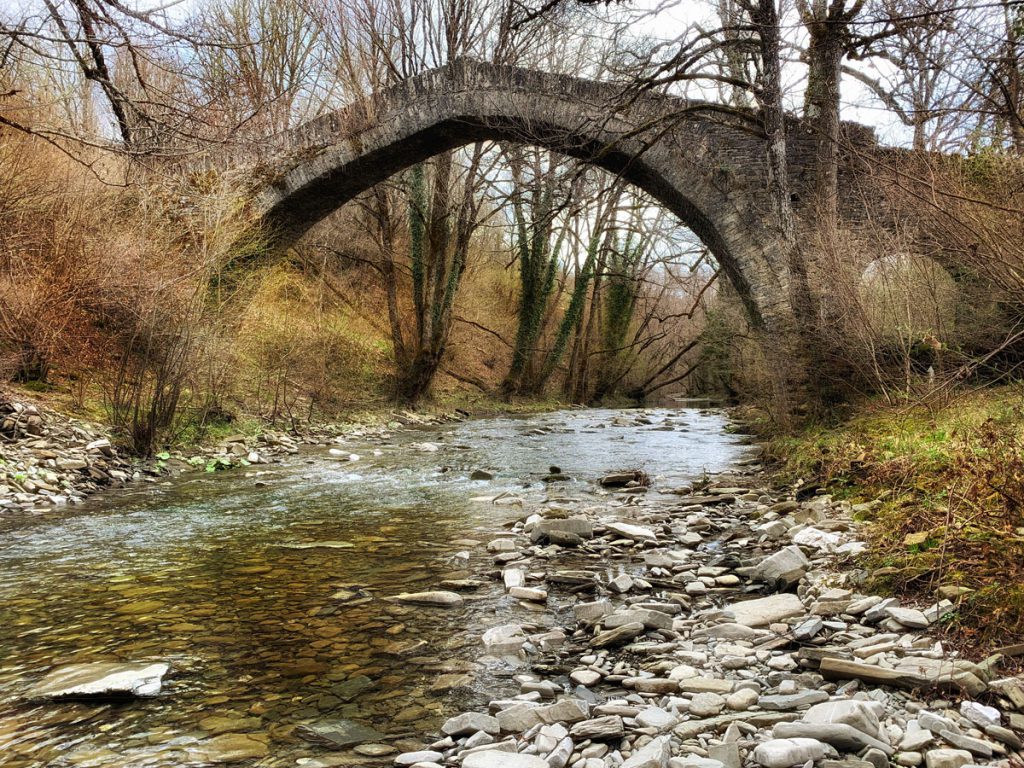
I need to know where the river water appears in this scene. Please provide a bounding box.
[0,407,752,767]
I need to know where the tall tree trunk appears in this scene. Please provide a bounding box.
[804,22,844,227]
[396,148,483,404]
[1000,0,1024,154]
[798,0,864,228]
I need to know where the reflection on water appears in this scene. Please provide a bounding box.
[0,408,750,766]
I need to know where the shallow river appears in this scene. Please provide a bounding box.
[0,407,752,767]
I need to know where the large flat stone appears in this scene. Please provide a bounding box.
[802,700,887,742]
[774,722,895,756]
[753,738,830,768]
[604,521,658,542]
[570,715,625,740]
[819,658,987,697]
[297,719,384,748]
[604,608,674,631]
[391,590,464,607]
[28,662,169,699]
[533,517,594,542]
[750,546,810,586]
[724,594,805,627]
[442,712,499,736]
[463,752,549,768]
[189,733,270,763]
[622,735,672,768]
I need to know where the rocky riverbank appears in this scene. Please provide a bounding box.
[369,466,1023,768]
[8,404,1024,768]
[0,394,465,516]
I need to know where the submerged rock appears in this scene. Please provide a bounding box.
[297,719,384,748]
[189,733,269,764]
[391,590,464,607]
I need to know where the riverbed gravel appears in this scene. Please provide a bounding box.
[5,401,1023,768]
[0,394,463,516]
[373,447,1024,768]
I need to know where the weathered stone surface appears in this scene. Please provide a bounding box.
[689,692,727,717]
[937,729,994,757]
[298,719,384,748]
[462,752,549,768]
[496,703,543,732]
[774,722,894,756]
[391,590,464,607]
[441,712,499,737]
[189,733,269,763]
[537,699,588,724]
[885,606,930,628]
[532,517,594,543]
[724,594,805,627]
[591,622,645,648]
[244,62,888,335]
[750,546,810,586]
[482,624,526,655]
[603,608,673,631]
[622,735,672,768]
[923,749,973,768]
[960,701,1000,728]
[604,521,658,542]
[753,738,830,768]
[575,600,613,624]
[636,707,679,731]
[802,700,887,741]
[570,715,624,740]
[395,750,444,766]
[819,658,987,696]
[758,690,829,711]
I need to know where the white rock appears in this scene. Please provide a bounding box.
[802,699,887,741]
[442,712,499,736]
[792,526,843,551]
[482,624,527,655]
[726,688,759,711]
[885,606,930,629]
[462,752,549,768]
[753,738,829,768]
[622,735,671,768]
[28,662,169,699]
[923,749,973,768]
[395,751,443,766]
[724,594,805,627]
[689,692,726,716]
[751,545,810,585]
[604,521,658,542]
[636,707,678,731]
[570,669,601,687]
[392,591,463,607]
[670,758,726,768]
[959,700,1000,728]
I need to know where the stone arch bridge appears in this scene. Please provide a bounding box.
[229,59,888,335]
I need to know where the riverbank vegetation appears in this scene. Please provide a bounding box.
[766,386,1024,647]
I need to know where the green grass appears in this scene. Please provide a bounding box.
[767,386,1024,651]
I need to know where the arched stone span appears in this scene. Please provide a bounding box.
[236,59,876,332]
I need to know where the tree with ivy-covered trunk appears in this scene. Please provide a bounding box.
[388,145,486,403]
[501,147,569,396]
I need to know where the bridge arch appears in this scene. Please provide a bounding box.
[241,60,802,332]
